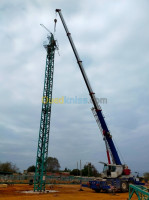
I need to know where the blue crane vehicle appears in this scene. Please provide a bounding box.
[55,9,143,192]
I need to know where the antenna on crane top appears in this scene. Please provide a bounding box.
[40,23,60,56]
[40,24,52,34]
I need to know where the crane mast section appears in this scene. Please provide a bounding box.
[56,9,121,165]
[34,34,56,191]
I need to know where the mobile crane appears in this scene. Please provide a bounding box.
[55,9,143,192]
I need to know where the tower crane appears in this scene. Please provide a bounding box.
[34,33,57,192]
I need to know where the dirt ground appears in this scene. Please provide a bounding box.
[0,184,136,200]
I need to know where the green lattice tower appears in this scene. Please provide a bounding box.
[34,34,56,192]
[129,184,149,200]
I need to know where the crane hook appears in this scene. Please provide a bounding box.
[54,19,57,33]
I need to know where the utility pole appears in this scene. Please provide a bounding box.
[77,161,78,176]
[88,163,89,177]
[79,160,83,191]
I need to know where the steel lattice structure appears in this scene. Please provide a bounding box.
[34,34,56,192]
[129,184,149,200]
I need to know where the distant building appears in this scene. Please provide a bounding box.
[61,172,70,176]
[46,172,70,176]
[27,172,35,176]
[23,170,27,174]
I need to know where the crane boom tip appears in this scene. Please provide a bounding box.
[56,9,61,12]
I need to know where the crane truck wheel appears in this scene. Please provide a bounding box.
[120,181,128,192]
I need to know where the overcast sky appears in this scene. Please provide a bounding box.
[0,0,149,174]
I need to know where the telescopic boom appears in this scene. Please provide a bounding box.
[56,9,122,165]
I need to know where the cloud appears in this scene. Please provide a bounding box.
[0,0,149,174]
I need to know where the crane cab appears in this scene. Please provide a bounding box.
[101,163,123,178]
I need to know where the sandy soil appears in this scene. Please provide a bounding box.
[0,184,136,200]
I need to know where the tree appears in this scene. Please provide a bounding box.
[27,165,35,172]
[70,169,80,176]
[0,162,19,173]
[144,172,149,181]
[46,157,60,172]
[82,163,99,177]
[64,167,71,172]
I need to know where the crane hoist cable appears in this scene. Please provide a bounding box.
[53,17,60,56]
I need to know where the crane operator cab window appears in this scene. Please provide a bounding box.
[103,165,116,176]
[102,164,123,178]
[102,164,121,178]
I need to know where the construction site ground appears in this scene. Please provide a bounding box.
[0,184,136,200]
